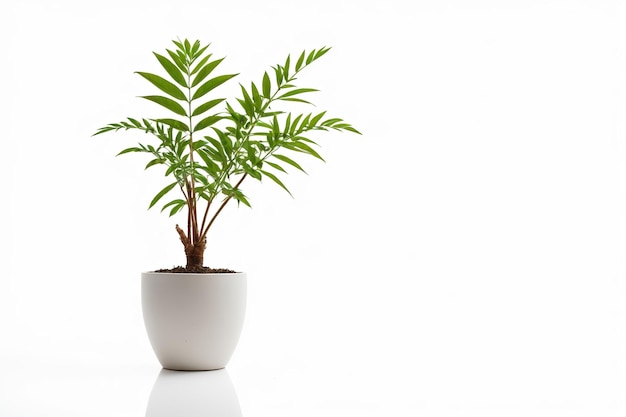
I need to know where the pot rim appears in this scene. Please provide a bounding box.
[142,271,246,276]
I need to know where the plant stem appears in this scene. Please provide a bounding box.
[187,63,198,244]
[199,199,212,236]
[179,183,191,241]
[199,172,248,241]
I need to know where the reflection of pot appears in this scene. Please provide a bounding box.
[142,272,247,370]
[145,368,242,417]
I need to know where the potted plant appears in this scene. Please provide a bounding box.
[93,39,360,371]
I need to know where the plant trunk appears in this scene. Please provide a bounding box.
[185,240,206,269]
[176,224,206,269]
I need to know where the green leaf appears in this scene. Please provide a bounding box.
[176,140,188,157]
[143,118,155,130]
[204,147,224,164]
[206,137,226,161]
[232,189,251,207]
[243,164,262,180]
[309,111,327,127]
[237,85,255,118]
[140,95,187,117]
[136,72,187,101]
[273,153,306,173]
[306,49,316,65]
[279,97,313,105]
[236,99,253,119]
[169,202,186,217]
[156,118,189,132]
[272,114,280,139]
[191,40,200,55]
[161,199,186,213]
[295,50,306,71]
[260,169,292,196]
[191,53,212,75]
[164,164,176,176]
[192,139,207,150]
[193,172,209,186]
[194,115,222,132]
[278,88,318,99]
[172,39,184,50]
[285,140,325,161]
[315,46,331,60]
[262,72,271,98]
[193,43,210,61]
[161,198,187,217]
[153,52,187,87]
[266,131,275,148]
[344,125,362,134]
[243,142,258,165]
[92,126,115,136]
[149,181,178,209]
[257,120,273,130]
[191,57,225,87]
[214,128,234,155]
[295,136,318,145]
[225,102,242,120]
[251,82,262,110]
[166,49,187,72]
[284,113,292,134]
[197,149,220,175]
[128,117,141,127]
[145,158,164,169]
[274,65,283,85]
[192,98,224,117]
[265,161,286,173]
[116,146,143,156]
[284,54,291,79]
[290,114,303,135]
[192,73,238,100]
[321,117,342,126]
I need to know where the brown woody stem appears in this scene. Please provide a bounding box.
[199,173,248,241]
[176,224,206,268]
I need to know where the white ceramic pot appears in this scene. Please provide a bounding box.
[141,272,247,371]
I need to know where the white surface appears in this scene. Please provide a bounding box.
[2,0,626,415]
[146,369,242,417]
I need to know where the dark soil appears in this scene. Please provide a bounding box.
[154,265,238,273]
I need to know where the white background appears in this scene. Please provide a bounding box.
[1,0,626,415]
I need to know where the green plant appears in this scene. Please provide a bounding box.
[94,39,360,271]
